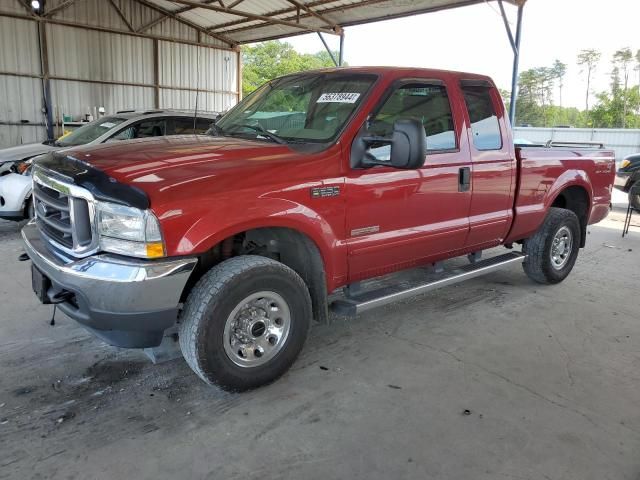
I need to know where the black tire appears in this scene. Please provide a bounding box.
[627,179,640,194]
[25,197,34,219]
[522,207,581,284]
[179,255,312,391]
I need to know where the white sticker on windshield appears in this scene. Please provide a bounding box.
[100,122,116,129]
[317,92,360,103]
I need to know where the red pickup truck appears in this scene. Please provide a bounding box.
[23,67,615,391]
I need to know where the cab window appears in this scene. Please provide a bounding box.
[460,84,502,150]
[367,82,457,161]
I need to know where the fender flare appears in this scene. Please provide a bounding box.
[174,198,346,292]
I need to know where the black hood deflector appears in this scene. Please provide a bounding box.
[36,152,150,210]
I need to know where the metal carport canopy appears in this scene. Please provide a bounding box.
[146,0,526,122]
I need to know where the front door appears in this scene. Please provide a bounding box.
[346,79,473,282]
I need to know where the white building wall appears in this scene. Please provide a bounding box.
[0,16,45,147]
[159,41,238,113]
[0,0,239,148]
[514,127,640,164]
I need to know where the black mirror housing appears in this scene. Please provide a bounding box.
[388,119,427,169]
[351,118,426,170]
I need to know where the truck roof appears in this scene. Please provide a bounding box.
[278,66,494,83]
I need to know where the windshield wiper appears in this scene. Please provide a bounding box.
[235,123,287,144]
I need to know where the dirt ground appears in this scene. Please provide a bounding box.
[0,207,639,480]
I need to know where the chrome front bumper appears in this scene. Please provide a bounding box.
[22,221,197,348]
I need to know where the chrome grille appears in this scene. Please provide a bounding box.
[32,168,98,257]
[34,182,73,248]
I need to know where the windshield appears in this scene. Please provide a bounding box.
[56,116,127,147]
[215,73,377,143]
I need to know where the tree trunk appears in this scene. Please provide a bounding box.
[622,72,629,128]
[559,82,563,108]
[585,67,591,112]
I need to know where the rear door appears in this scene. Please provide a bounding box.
[459,80,515,248]
[345,78,473,281]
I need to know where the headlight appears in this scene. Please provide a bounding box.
[620,159,631,169]
[97,202,165,259]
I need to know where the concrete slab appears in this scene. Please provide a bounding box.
[0,211,639,480]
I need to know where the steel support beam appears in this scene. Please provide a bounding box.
[132,0,237,46]
[36,21,54,140]
[0,10,237,52]
[508,3,524,125]
[236,48,242,101]
[338,31,344,66]
[286,0,337,29]
[164,0,339,36]
[153,39,160,108]
[43,0,79,18]
[137,0,219,33]
[108,0,134,32]
[497,0,517,55]
[317,32,338,67]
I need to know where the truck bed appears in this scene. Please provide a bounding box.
[506,145,615,243]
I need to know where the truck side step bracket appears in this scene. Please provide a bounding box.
[331,251,526,316]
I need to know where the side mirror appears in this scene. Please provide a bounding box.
[351,118,426,170]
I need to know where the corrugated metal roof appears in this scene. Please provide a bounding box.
[144,0,523,44]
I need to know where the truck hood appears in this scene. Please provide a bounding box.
[0,142,59,163]
[72,135,297,180]
[37,135,302,209]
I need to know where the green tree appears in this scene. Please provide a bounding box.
[515,66,559,126]
[589,87,640,128]
[552,59,567,107]
[636,49,640,97]
[613,47,634,126]
[588,48,640,128]
[577,49,601,111]
[241,41,340,97]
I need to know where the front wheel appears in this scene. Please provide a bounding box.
[179,255,312,391]
[522,207,581,284]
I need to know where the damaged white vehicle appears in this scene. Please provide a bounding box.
[0,171,33,220]
[0,110,217,220]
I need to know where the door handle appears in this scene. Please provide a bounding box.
[459,167,471,192]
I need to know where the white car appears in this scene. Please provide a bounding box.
[0,173,32,220]
[0,110,217,220]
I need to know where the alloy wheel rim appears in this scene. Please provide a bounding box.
[223,291,291,368]
[550,226,573,270]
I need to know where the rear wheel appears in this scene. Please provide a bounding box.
[522,207,581,284]
[179,255,312,391]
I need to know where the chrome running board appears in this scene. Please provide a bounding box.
[331,251,526,316]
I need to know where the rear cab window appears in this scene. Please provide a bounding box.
[460,81,502,150]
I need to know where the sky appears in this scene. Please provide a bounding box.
[283,0,640,109]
